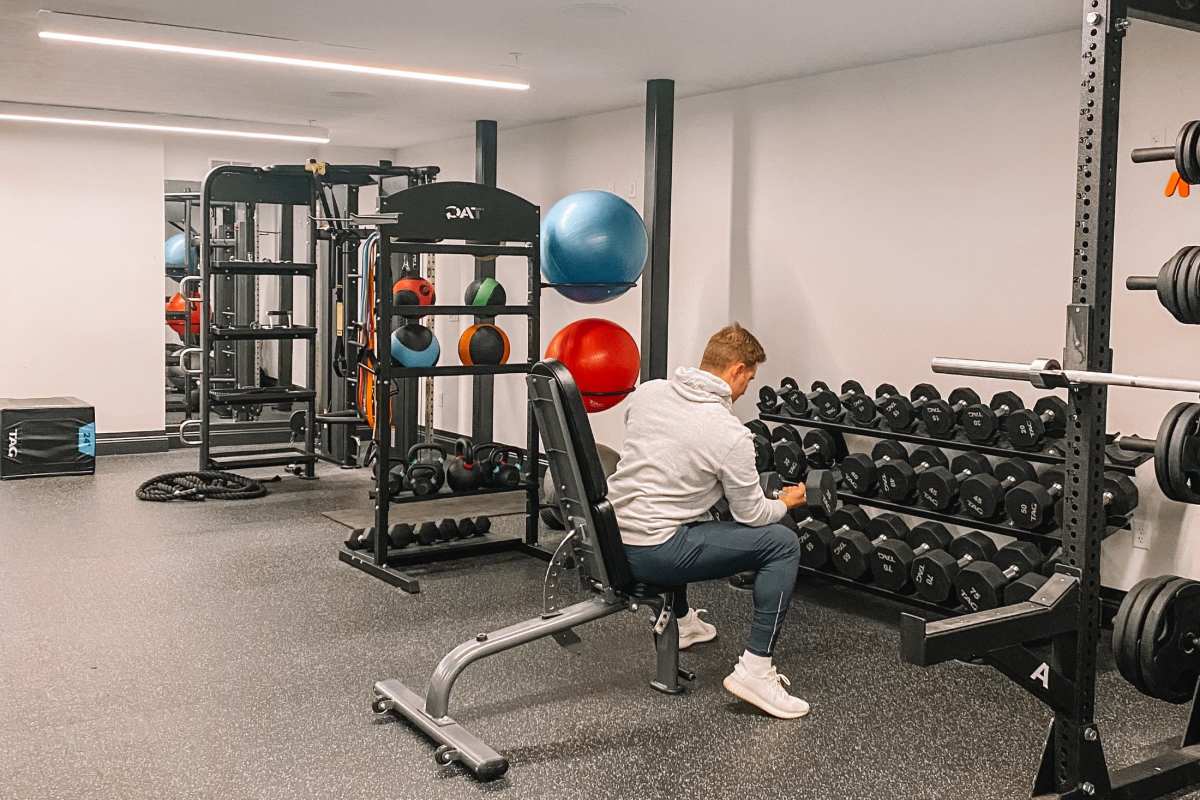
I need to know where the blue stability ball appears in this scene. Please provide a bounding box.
[164,232,190,266]
[391,323,441,367]
[541,190,648,303]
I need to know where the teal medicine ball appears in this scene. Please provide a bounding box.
[391,323,441,367]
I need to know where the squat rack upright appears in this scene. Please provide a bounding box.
[901,2,1200,798]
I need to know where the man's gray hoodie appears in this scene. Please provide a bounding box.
[607,367,787,546]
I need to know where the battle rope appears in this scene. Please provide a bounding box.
[135,470,272,502]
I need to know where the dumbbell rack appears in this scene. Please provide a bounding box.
[759,410,1147,549]
[337,181,549,594]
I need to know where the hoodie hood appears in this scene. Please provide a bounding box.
[669,367,733,408]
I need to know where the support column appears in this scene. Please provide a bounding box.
[640,79,674,381]
[472,120,498,442]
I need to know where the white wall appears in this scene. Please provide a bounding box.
[397,24,1200,587]
[0,125,165,434]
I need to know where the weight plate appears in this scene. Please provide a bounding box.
[1168,403,1200,503]
[1163,248,1184,324]
[1155,403,1186,502]
[1182,120,1200,185]
[1157,251,1178,318]
[1187,246,1200,324]
[1111,576,1157,683]
[1177,121,1196,185]
[1178,245,1200,325]
[1116,575,1174,695]
[1139,577,1199,703]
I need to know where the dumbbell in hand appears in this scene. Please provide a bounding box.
[840,440,909,495]
[1053,472,1139,528]
[795,505,871,570]
[956,541,1046,612]
[842,383,899,428]
[921,388,981,438]
[1005,396,1068,450]
[916,452,992,511]
[961,391,1025,444]
[872,522,953,593]
[761,469,840,517]
[911,531,998,604]
[746,421,773,473]
[876,445,949,502]
[831,512,909,581]
[958,457,1038,520]
[773,428,846,482]
[809,380,866,423]
[879,383,941,433]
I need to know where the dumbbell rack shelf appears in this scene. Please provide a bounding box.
[833,491,1132,547]
[339,532,528,594]
[759,411,1150,474]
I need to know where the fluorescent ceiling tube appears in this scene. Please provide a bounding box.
[0,102,331,143]
[37,30,530,92]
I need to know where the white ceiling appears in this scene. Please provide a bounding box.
[0,0,1079,149]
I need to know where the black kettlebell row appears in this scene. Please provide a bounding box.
[345,515,494,550]
[379,440,526,499]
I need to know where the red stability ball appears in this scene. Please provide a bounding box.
[545,318,640,413]
[165,292,200,337]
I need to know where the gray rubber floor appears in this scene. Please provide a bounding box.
[1,450,1195,800]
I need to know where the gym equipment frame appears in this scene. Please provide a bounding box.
[370,360,689,779]
[902,3,1200,798]
[337,181,549,593]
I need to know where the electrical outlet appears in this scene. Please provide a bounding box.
[1132,518,1153,550]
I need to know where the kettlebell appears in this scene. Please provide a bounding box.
[488,446,523,489]
[445,438,485,493]
[404,443,446,497]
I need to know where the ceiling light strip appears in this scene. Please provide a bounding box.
[0,112,330,143]
[39,31,530,91]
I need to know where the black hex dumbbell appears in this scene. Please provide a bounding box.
[795,505,871,570]
[911,531,998,605]
[776,377,811,416]
[1053,472,1139,527]
[773,429,846,482]
[876,445,949,502]
[921,388,982,438]
[1005,396,1069,450]
[873,522,953,593]
[809,380,866,422]
[839,440,909,495]
[958,457,1038,521]
[879,383,942,433]
[757,385,782,415]
[831,512,909,581]
[761,469,840,517]
[1005,467,1068,530]
[916,452,992,511]
[956,541,1046,612]
[844,383,900,428]
[745,420,773,473]
[961,391,1025,444]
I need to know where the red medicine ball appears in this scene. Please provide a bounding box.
[545,318,640,413]
[392,276,436,306]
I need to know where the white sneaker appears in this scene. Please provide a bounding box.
[722,661,810,719]
[677,608,717,649]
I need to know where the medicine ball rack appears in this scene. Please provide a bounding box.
[337,181,550,593]
[897,4,1200,799]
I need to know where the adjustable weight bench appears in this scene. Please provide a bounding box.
[370,359,691,780]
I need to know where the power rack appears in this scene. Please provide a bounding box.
[899,3,1200,798]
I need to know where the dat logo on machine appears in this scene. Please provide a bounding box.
[445,205,484,220]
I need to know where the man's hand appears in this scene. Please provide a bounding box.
[778,484,807,509]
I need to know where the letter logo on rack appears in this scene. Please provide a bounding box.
[445,205,484,220]
[1030,662,1050,690]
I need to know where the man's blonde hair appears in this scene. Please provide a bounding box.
[700,322,766,371]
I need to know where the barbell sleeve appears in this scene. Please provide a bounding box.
[931,356,1200,395]
[1126,276,1158,291]
[1116,435,1156,454]
[1131,146,1174,164]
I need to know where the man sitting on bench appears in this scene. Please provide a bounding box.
[607,323,810,719]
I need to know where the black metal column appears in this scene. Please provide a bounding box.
[472,120,498,442]
[640,79,674,381]
[1042,1,1127,794]
[277,207,294,388]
